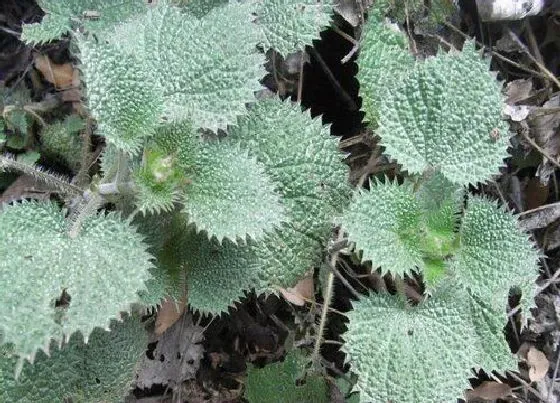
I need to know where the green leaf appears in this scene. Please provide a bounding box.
[136,213,187,307]
[229,98,349,238]
[182,229,259,314]
[339,180,425,276]
[21,14,71,45]
[448,196,539,317]
[255,0,334,55]
[357,8,414,125]
[78,37,162,154]
[245,349,329,403]
[415,171,463,236]
[342,286,516,403]
[145,99,349,314]
[378,41,510,185]
[0,201,152,360]
[21,0,147,44]
[113,2,264,131]
[180,0,228,18]
[0,313,147,402]
[184,141,286,243]
[467,292,516,372]
[40,115,84,172]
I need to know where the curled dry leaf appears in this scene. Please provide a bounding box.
[34,54,75,90]
[155,297,186,336]
[527,346,549,382]
[465,381,512,401]
[279,274,315,306]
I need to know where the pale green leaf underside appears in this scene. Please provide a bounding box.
[0,201,152,359]
[448,196,539,316]
[245,349,329,403]
[256,0,334,55]
[78,37,162,154]
[339,180,425,275]
[21,0,147,44]
[184,141,286,242]
[343,288,515,403]
[0,314,147,402]
[357,9,414,125]
[112,2,264,132]
[378,41,510,185]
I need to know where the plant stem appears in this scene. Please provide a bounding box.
[311,231,343,367]
[0,154,83,196]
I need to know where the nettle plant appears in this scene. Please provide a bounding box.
[0,0,539,402]
[337,5,540,403]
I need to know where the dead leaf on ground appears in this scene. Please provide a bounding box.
[155,297,186,336]
[34,54,75,90]
[529,94,560,159]
[527,346,549,382]
[279,274,314,306]
[465,381,512,401]
[505,78,533,104]
[135,312,204,390]
[0,175,52,208]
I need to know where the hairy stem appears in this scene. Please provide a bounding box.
[312,232,344,367]
[0,154,82,196]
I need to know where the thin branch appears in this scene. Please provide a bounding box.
[518,200,560,216]
[508,28,560,90]
[443,22,548,80]
[331,24,358,46]
[0,154,82,196]
[311,231,344,367]
[548,334,560,402]
[297,51,304,103]
[308,47,358,111]
[520,129,560,169]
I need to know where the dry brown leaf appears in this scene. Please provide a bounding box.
[527,346,549,382]
[505,78,533,104]
[155,297,186,336]
[34,54,75,90]
[278,275,315,306]
[465,381,512,401]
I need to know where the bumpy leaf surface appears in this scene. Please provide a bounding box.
[144,99,348,314]
[415,171,463,235]
[449,196,539,316]
[245,349,329,403]
[378,41,510,185]
[0,314,147,402]
[112,2,264,131]
[184,141,286,242]
[230,98,349,238]
[339,180,425,275]
[0,201,152,359]
[78,37,162,154]
[182,0,228,17]
[343,287,516,402]
[255,0,334,55]
[357,8,414,125]
[21,0,147,44]
[40,115,84,172]
[182,229,260,314]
